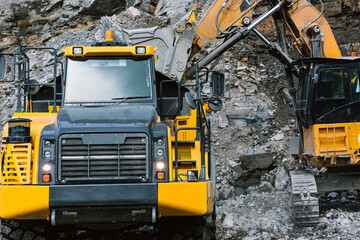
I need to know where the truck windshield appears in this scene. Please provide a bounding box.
[65,57,152,103]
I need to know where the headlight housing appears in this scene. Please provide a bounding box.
[156,148,164,156]
[44,150,51,158]
[43,139,54,160]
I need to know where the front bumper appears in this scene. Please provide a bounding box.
[0,182,213,223]
[49,183,157,207]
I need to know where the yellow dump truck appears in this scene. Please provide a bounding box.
[0,32,220,239]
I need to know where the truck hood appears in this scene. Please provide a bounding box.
[56,105,158,133]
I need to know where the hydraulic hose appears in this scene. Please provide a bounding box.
[215,0,240,35]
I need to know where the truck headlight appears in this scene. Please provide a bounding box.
[156,162,165,170]
[136,46,146,54]
[73,47,83,55]
[42,164,52,172]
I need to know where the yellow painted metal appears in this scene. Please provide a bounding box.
[48,106,61,112]
[0,143,6,183]
[170,140,210,181]
[0,185,49,219]
[25,100,32,112]
[63,45,155,57]
[2,113,57,184]
[3,143,32,184]
[203,102,213,113]
[170,141,202,181]
[194,0,262,48]
[284,0,342,57]
[303,122,360,166]
[170,104,211,181]
[158,182,213,216]
[173,109,198,142]
[167,127,175,181]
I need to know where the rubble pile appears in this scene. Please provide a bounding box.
[1,0,360,239]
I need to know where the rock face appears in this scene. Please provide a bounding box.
[1,0,360,239]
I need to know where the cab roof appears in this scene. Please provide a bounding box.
[63,45,155,57]
[292,56,360,66]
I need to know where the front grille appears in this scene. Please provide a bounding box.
[59,133,148,183]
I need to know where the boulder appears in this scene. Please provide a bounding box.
[81,0,126,15]
[240,153,275,170]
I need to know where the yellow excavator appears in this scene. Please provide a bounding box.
[0,0,357,239]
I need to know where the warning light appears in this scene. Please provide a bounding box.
[42,174,51,182]
[350,52,356,57]
[105,31,114,42]
[156,171,165,180]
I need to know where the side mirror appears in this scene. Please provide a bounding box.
[0,55,6,80]
[208,98,223,111]
[210,71,225,98]
[159,80,181,117]
[185,92,196,109]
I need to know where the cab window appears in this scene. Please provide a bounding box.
[316,68,344,99]
[349,67,360,101]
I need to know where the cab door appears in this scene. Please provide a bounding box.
[313,67,347,123]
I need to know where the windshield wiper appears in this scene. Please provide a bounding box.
[111,96,151,102]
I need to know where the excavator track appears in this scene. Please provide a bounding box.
[290,170,319,226]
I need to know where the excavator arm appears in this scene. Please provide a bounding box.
[190,0,342,72]
[281,0,341,57]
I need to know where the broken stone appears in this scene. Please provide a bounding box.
[259,181,273,192]
[81,0,126,16]
[347,189,358,196]
[275,166,288,189]
[248,229,259,237]
[246,177,260,186]
[228,159,238,168]
[221,213,234,228]
[328,192,339,199]
[273,132,284,141]
[240,153,275,170]
[219,188,232,200]
[218,116,228,128]
[127,6,141,17]
[235,187,245,196]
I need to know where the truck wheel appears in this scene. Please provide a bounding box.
[157,213,216,240]
[0,219,50,240]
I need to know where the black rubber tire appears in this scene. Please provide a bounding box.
[0,219,50,240]
[157,213,216,240]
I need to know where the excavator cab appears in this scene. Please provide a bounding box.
[290,57,360,226]
[294,57,360,127]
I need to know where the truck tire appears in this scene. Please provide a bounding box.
[157,213,216,240]
[0,219,49,240]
